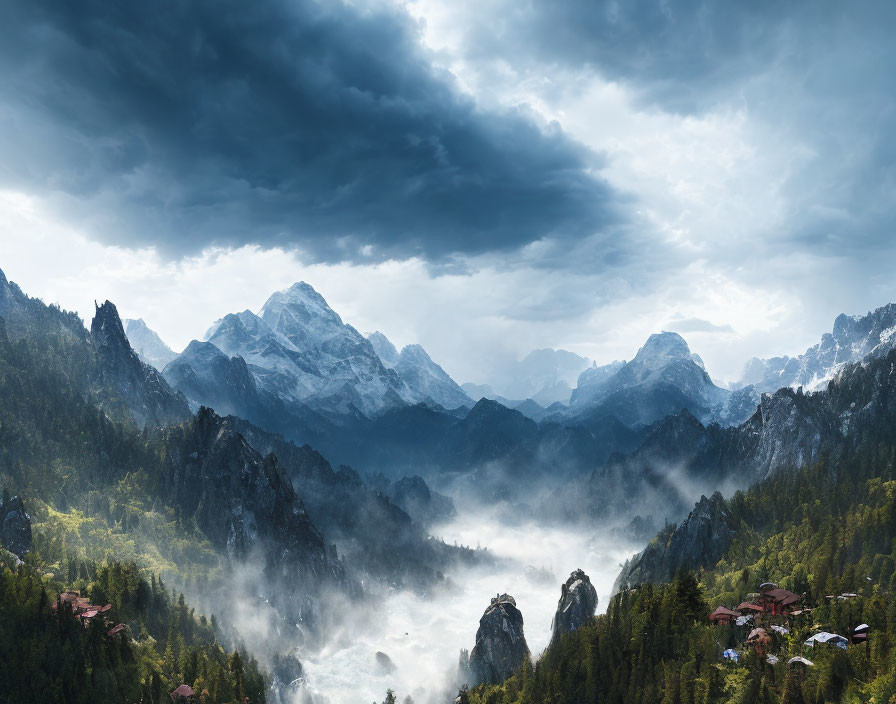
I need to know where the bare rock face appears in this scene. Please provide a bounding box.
[466,594,529,686]
[615,491,736,590]
[374,651,396,675]
[90,300,190,428]
[550,569,598,648]
[0,492,32,558]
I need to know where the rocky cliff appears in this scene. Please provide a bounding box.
[549,569,598,648]
[90,300,190,428]
[738,302,896,392]
[615,491,736,589]
[464,594,530,686]
[158,407,350,623]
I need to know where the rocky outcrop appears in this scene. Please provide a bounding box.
[615,491,736,590]
[374,651,396,675]
[158,407,350,620]
[550,570,598,648]
[381,475,456,526]
[90,301,190,428]
[465,594,530,686]
[0,492,31,558]
[268,654,304,704]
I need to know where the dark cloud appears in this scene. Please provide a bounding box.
[0,0,623,262]
[457,1,893,112]
[455,0,896,257]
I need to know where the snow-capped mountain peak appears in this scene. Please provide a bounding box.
[368,331,400,367]
[737,302,896,393]
[631,331,693,370]
[366,332,471,410]
[124,318,178,371]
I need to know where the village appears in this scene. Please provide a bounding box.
[50,590,239,702]
[709,582,870,673]
[51,589,127,639]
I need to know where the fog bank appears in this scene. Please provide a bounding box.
[296,506,638,703]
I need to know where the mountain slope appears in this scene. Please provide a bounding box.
[739,301,896,392]
[565,332,743,428]
[200,283,411,418]
[368,331,472,410]
[124,318,177,370]
[394,344,471,410]
[469,354,896,704]
[0,268,189,430]
[556,347,896,540]
[90,301,191,428]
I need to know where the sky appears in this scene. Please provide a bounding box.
[1,0,895,384]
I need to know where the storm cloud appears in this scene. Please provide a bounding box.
[0,0,623,262]
[430,0,896,259]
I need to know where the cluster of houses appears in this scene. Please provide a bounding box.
[51,590,127,638]
[710,582,869,671]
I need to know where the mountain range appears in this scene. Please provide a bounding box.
[736,302,896,392]
[0,267,474,634]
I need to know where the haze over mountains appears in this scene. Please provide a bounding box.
[122,282,896,502]
[7,260,896,701]
[123,318,178,371]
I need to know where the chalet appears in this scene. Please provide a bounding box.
[759,588,800,615]
[735,602,764,615]
[853,623,869,644]
[171,684,195,701]
[709,606,740,625]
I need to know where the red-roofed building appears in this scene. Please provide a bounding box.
[171,684,195,701]
[710,606,740,625]
[759,588,801,616]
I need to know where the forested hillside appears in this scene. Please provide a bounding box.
[466,355,896,703]
[0,559,265,704]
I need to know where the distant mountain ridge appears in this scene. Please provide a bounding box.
[0,267,189,429]
[124,318,177,370]
[561,331,754,429]
[737,302,896,392]
[367,330,472,410]
[474,348,591,406]
[552,342,896,541]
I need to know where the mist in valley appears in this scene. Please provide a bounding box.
[275,504,639,704]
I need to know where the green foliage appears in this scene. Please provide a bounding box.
[0,560,266,704]
[467,440,896,703]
